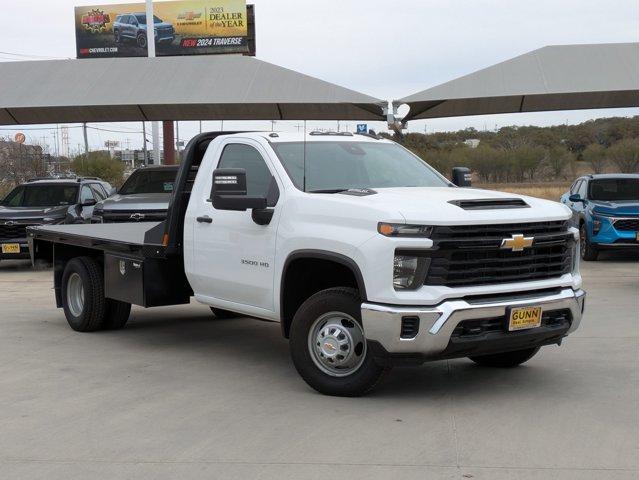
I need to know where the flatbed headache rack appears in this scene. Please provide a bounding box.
[27,131,238,309]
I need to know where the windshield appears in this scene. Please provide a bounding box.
[119,169,177,195]
[272,141,449,192]
[589,178,639,201]
[3,185,78,207]
[134,14,163,24]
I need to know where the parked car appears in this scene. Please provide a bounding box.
[30,131,585,396]
[112,13,175,49]
[561,174,639,261]
[92,165,178,223]
[0,178,109,262]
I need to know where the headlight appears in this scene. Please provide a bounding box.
[393,254,430,290]
[378,223,433,237]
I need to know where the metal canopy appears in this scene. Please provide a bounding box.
[398,42,639,121]
[0,55,385,125]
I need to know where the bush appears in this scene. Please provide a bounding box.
[71,151,125,186]
[582,144,607,173]
[606,139,639,173]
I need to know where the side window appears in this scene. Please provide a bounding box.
[577,180,588,199]
[80,185,95,203]
[90,184,106,201]
[217,144,273,198]
[570,180,581,195]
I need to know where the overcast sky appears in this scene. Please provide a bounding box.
[1,0,639,153]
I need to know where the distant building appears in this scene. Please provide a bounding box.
[464,139,480,148]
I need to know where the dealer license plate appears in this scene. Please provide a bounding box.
[508,306,542,331]
[1,243,21,254]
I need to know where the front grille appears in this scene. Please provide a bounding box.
[101,209,167,223]
[0,223,38,241]
[417,221,573,288]
[452,309,572,338]
[614,218,639,231]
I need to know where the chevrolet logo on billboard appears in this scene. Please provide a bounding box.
[500,234,534,252]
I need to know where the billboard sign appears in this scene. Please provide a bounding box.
[75,1,255,58]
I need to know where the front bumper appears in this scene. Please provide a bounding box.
[0,240,30,260]
[362,288,585,363]
[591,216,639,246]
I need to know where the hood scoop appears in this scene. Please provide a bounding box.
[449,198,530,210]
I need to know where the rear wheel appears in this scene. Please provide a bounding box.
[289,287,387,396]
[103,299,131,330]
[470,347,540,368]
[61,257,107,332]
[580,223,599,261]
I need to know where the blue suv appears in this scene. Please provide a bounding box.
[561,174,639,261]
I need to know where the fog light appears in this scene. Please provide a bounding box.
[393,255,430,290]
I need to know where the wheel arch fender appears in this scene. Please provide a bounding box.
[279,249,367,338]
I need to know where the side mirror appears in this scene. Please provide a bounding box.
[210,168,267,211]
[452,167,472,187]
[81,198,97,207]
[568,194,584,203]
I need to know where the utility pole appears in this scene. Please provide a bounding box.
[175,121,180,158]
[146,0,160,165]
[142,122,148,166]
[82,122,89,156]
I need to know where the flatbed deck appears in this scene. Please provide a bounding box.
[27,222,167,258]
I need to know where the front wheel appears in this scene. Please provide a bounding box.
[289,287,387,396]
[470,347,540,368]
[137,33,147,49]
[580,223,599,261]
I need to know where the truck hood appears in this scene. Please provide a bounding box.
[0,204,70,221]
[590,200,639,216]
[331,187,571,224]
[98,193,171,211]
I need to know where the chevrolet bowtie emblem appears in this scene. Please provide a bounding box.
[501,234,534,252]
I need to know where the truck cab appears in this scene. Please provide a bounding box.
[29,131,585,396]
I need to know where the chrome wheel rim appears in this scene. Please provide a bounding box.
[580,225,586,257]
[67,273,85,317]
[308,312,366,377]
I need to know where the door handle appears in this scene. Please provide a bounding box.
[196,216,212,224]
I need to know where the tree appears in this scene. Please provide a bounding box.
[545,147,571,180]
[606,139,639,173]
[582,144,607,174]
[71,151,125,186]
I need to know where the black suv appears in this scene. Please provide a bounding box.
[0,178,110,262]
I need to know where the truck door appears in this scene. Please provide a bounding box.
[189,140,281,313]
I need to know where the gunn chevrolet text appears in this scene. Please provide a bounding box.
[29,132,585,396]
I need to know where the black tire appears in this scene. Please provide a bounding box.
[61,256,107,332]
[470,347,540,368]
[210,307,240,319]
[289,287,387,397]
[580,223,598,261]
[137,33,147,49]
[103,299,131,330]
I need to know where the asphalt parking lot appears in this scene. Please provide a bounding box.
[1,253,638,480]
